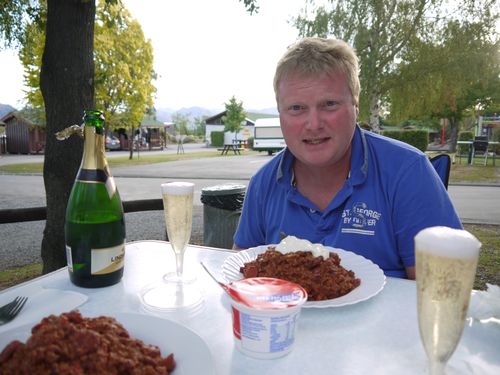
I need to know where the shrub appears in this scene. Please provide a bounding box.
[381,129,429,152]
[211,131,224,147]
[457,131,474,156]
[247,137,254,149]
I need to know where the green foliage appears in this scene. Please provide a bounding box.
[94,1,156,129]
[247,136,254,149]
[457,131,474,156]
[222,96,246,140]
[0,0,43,48]
[211,131,224,147]
[493,127,500,143]
[458,131,474,141]
[18,13,45,114]
[292,0,499,132]
[16,0,156,131]
[171,113,191,135]
[389,19,499,125]
[293,0,434,128]
[193,116,206,137]
[381,129,429,152]
[238,0,259,14]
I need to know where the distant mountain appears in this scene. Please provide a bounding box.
[155,106,217,122]
[248,107,278,115]
[155,106,277,123]
[0,103,16,120]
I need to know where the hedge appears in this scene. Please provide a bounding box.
[210,131,224,147]
[247,136,254,149]
[381,129,429,152]
[457,131,474,155]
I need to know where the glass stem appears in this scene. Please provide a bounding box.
[175,251,184,278]
[429,361,446,375]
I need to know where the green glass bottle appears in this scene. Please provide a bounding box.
[64,110,126,288]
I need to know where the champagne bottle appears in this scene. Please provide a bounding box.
[62,110,126,288]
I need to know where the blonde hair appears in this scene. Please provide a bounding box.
[273,37,360,107]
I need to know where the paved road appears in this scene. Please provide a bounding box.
[1,147,499,270]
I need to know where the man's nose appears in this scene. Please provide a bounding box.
[305,109,323,130]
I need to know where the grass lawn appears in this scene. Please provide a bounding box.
[0,149,252,174]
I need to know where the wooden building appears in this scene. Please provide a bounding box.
[0,112,46,154]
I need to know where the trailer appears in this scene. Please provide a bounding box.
[253,118,286,155]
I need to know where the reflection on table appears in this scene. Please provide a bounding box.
[0,241,498,375]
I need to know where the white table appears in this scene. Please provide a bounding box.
[1,241,499,374]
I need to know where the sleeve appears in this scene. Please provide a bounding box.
[233,175,267,249]
[391,155,462,267]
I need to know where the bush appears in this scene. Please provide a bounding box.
[381,129,429,152]
[457,131,474,156]
[210,131,224,147]
[247,137,254,149]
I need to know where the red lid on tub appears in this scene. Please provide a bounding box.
[228,277,308,309]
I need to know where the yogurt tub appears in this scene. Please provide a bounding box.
[228,277,308,359]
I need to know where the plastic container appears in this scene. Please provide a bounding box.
[228,277,308,359]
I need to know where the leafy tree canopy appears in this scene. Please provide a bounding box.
[291,0,498,132]
[18,0,156,132]
[389,18,499,124]
[223,96,246,138]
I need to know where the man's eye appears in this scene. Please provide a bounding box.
[324,100,338,108]
[288,105,303,111]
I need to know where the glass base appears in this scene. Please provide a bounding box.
[140,275,203,312]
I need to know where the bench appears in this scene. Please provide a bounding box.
[218,144,243,155]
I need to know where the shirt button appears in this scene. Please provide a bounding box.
[309,208,316,213]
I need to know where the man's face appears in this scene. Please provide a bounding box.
[277,71,358,169]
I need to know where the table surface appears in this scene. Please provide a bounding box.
[1,241,498,375]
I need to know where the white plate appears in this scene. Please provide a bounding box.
[0,287,88,335]
[222,245,386,308]
[0,312,215,375]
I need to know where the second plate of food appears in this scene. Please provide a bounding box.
[222,245,386,308]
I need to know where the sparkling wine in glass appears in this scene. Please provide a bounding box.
[415,226,481,375]
[162,181,193,282]
[140,181,202,311]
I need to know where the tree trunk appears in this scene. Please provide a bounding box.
[369,90,381,133]
[448,116,460,153]
[129,126,135,160]
[39,0,95,273]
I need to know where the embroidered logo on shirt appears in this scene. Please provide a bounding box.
[341,202,381,236]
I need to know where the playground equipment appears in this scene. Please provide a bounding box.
[477,114,499,138]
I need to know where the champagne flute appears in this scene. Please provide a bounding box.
[161,181,194,283]
[140,181,202,311]
[415,226,481,375]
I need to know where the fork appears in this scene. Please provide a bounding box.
[0,296,28,325]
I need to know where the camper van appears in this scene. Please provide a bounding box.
[253,118,286,155]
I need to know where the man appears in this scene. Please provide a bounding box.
[233,38,462,279]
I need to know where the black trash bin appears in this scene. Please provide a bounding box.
[200,184,246,249]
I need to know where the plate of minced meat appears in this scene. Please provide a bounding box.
[0,310,215,375]
[222,237,386,308]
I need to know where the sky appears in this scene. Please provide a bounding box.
[0,0,310,112]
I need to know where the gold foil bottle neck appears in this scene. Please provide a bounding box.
[55,124,84,140]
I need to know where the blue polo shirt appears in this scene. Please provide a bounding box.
[234,126,462,278]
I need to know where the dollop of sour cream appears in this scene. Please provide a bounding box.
[275,235,330,259]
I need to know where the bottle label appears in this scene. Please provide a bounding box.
[91,243,125,275]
